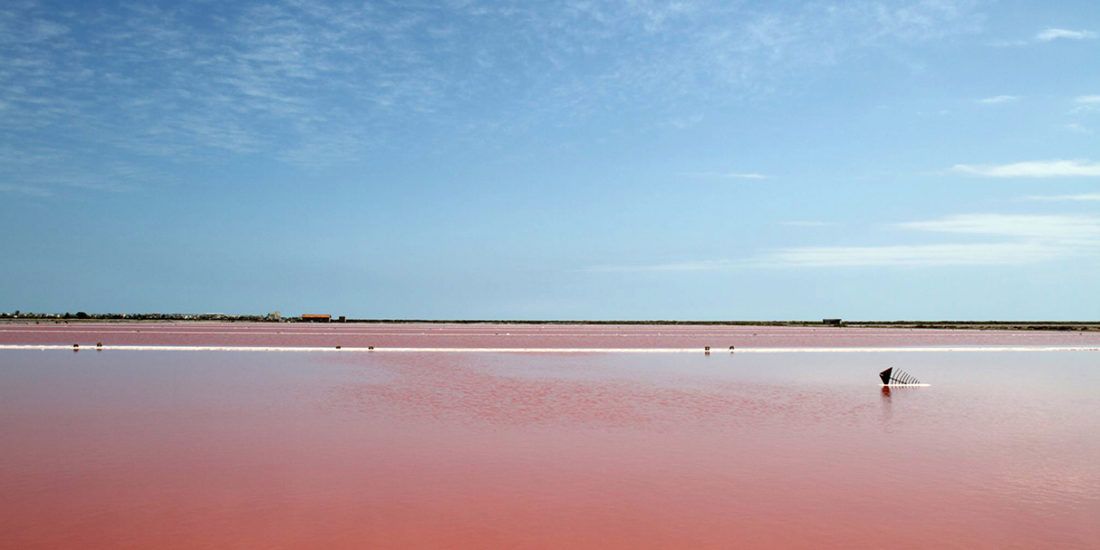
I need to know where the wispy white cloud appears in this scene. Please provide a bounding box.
[1022,193,1100,202]
[0,183,53,197]
[1065,123,1093,134]
[987,39,1028,47]
[1036,28,1097,41]
[588,214,1100,271]
[682,171,769,180]
[756,241,1063,267]
[977,95,1019,104]
[896,214,1100,242]
[778,221,833,227]
[721,173,768,180]
[0,0,986,186]
[763,214,1100,267]
[952,159,1100,177]
[590,242,1065,270]
[1072,95,1100,114]
[991,27,1097,46]
[0,140,165,196]
[587,259,732,273]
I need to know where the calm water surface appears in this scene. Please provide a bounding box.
[4,321,1100,348]
[1,349,1098,549]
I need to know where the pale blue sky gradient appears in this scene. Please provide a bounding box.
[2,0,1099,319]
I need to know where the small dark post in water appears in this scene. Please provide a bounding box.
[368,346,374,351]
[96,342,102,351]
[729,345,735,353]
[335,345,341,349]
[72,343,79,351]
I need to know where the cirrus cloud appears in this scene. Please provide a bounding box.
[951,160,1100,178]
[587,214,1100,271]
[977,95,1019,104]
[0,0,985,196]
[1022,193,1100,202]
[1036,28,1097,41]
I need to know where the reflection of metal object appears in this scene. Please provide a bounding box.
[879,367,928,386]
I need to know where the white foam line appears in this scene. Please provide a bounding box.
[1,345,1098,353]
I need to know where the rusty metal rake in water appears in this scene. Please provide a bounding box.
[879,367,924,386]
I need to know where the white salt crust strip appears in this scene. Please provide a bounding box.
[1,345,1098,353]
[0,328,1010,336]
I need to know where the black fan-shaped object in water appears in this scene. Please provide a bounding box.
[879,367,923,385]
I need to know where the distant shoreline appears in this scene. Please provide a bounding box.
[1,315,1098,331]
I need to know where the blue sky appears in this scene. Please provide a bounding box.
[2,0,1098,320]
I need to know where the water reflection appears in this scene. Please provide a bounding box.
[878,386,893,429]
[329,353,884,431]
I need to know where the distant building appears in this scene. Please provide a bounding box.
[301,314,332,323]
[823,318,843,326]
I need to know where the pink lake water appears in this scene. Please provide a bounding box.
[1,324,1099,548]
[3,321,1100,348]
